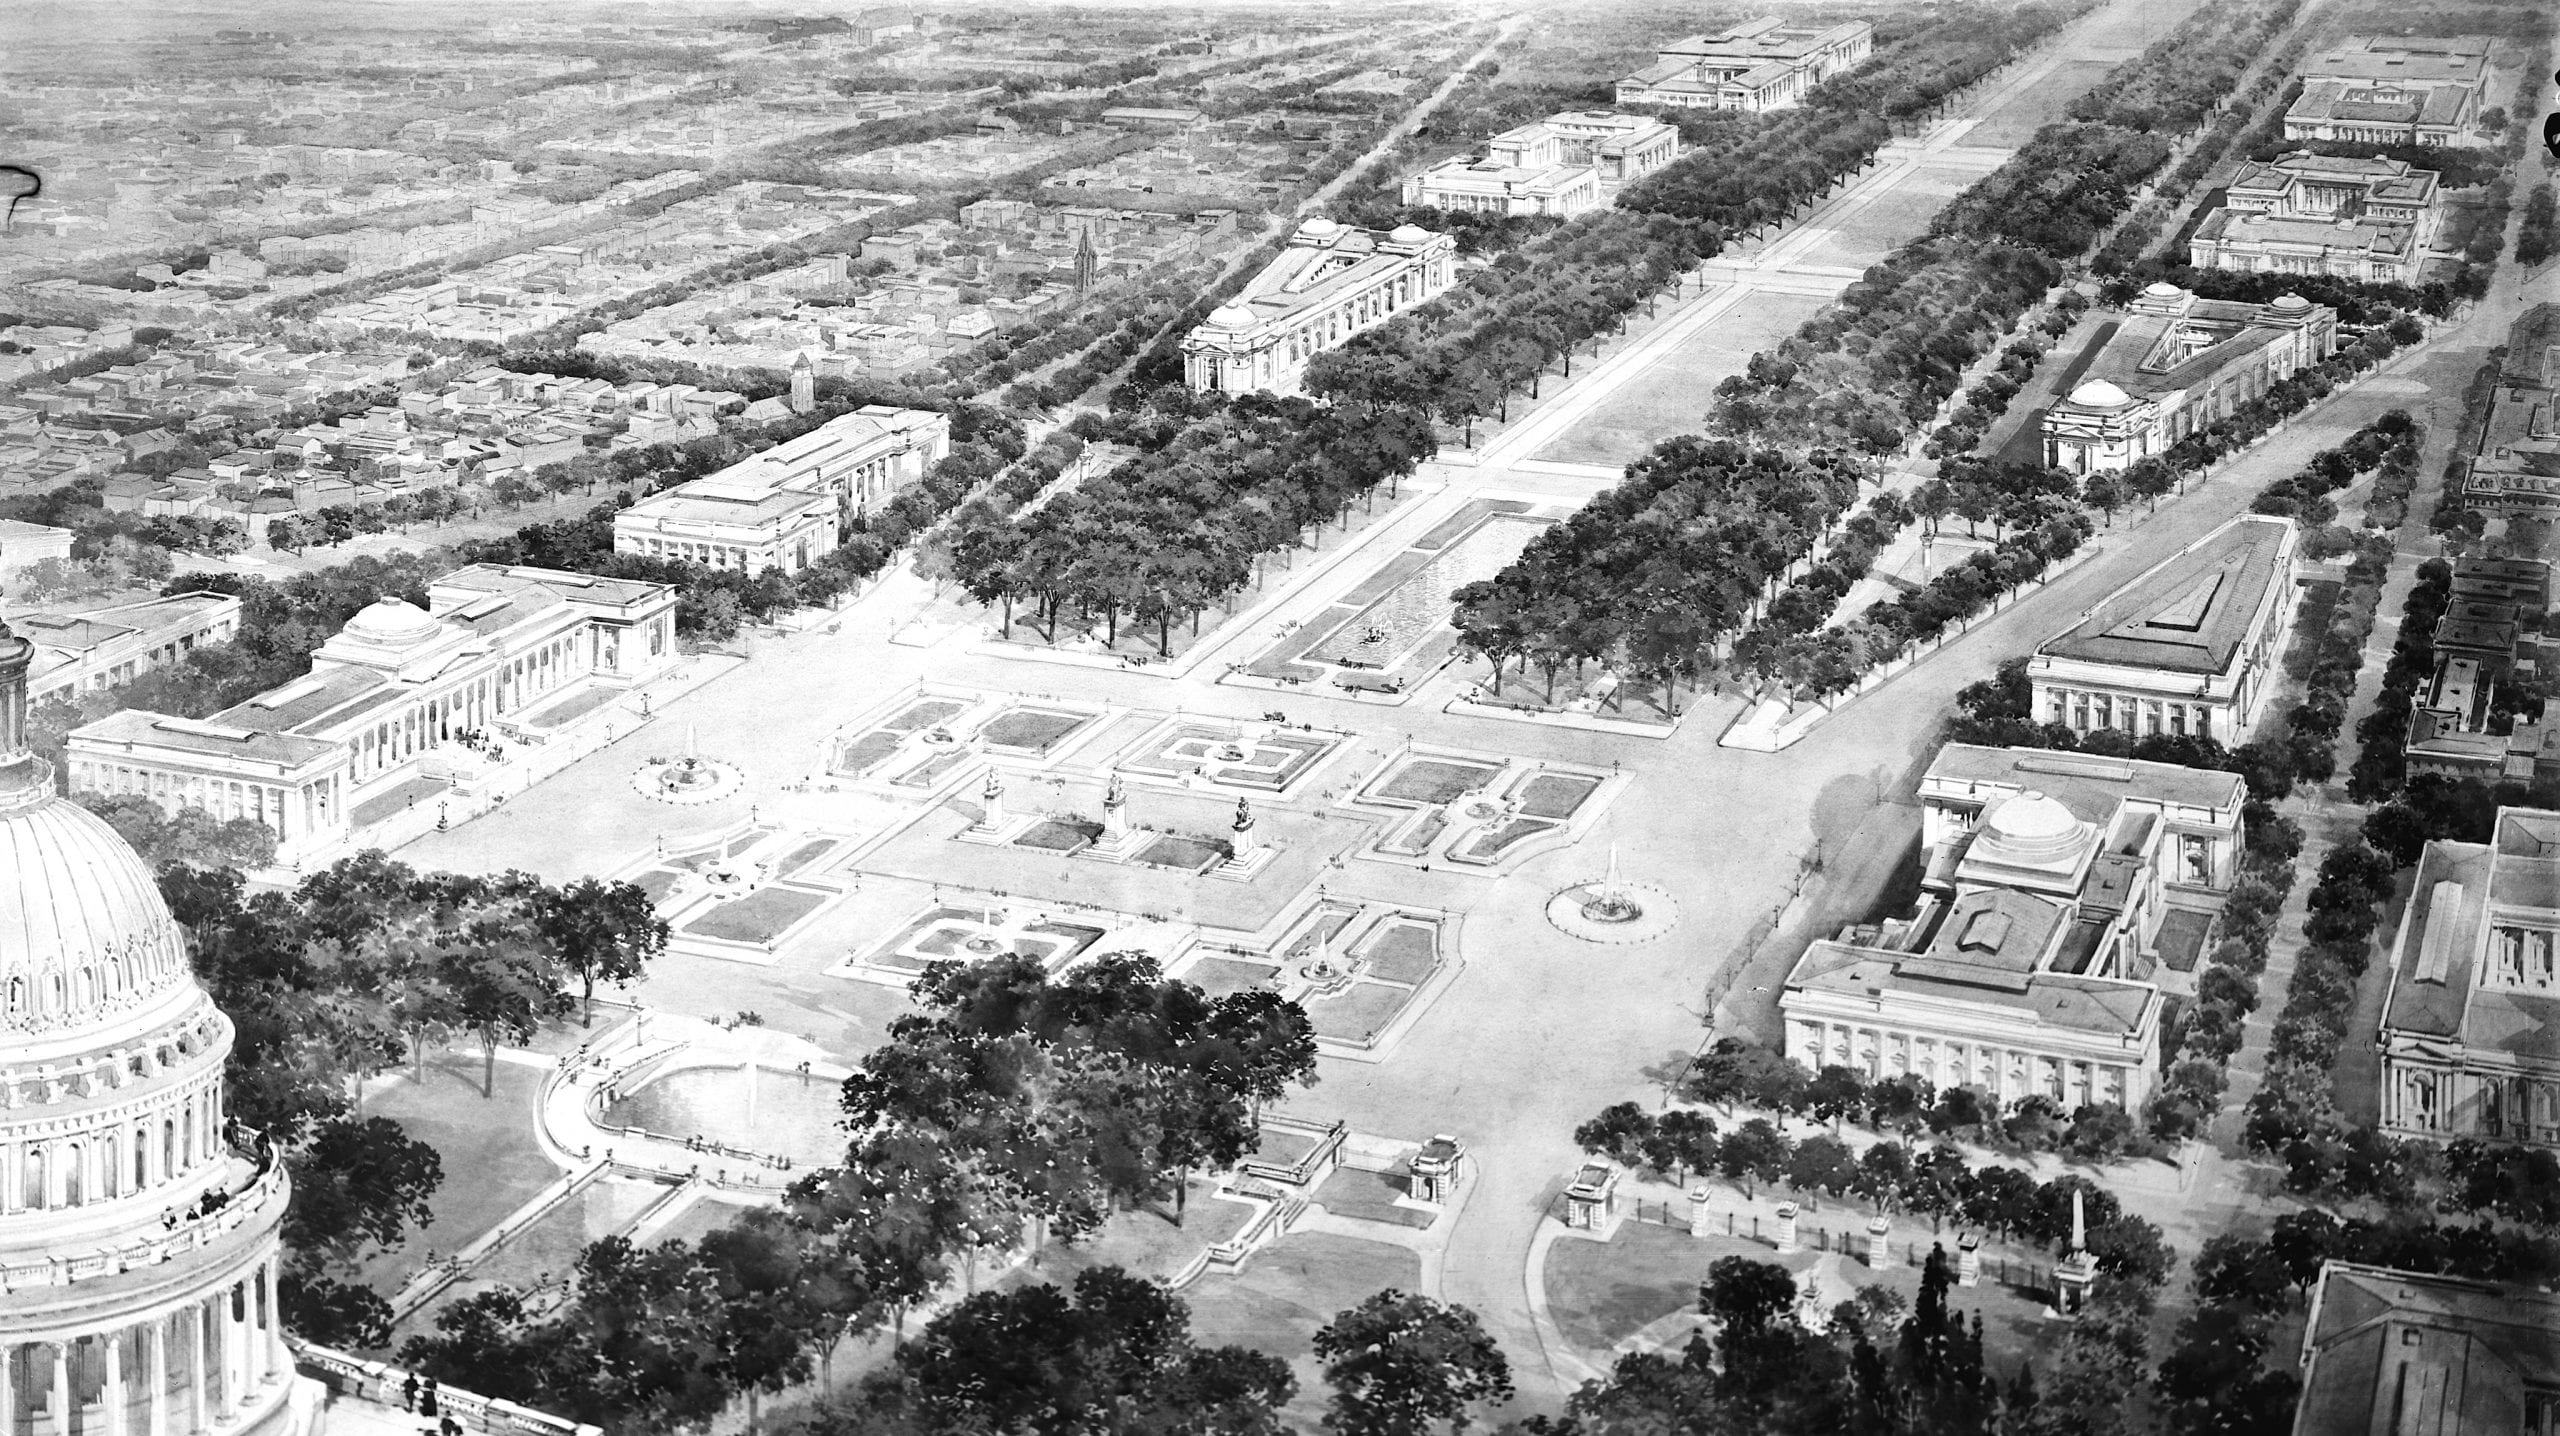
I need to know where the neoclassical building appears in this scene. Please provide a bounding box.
[1,619,317,1436]
[1779,745,2250,1115]
[613,404,950,573]
[2189,152,2443,284]
[66,565,679,867]
[1615,17,1874,111]
[2026,514,2302,745]
[2376,809,2560,1150]
[2042,283,2337,474]
[1181,217,1456,397]
[1402,112,1680,218]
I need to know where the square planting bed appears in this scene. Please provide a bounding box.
[1513,771,1601,820]
[681,886,830,944]
[774,840,838,878]
[1358,922,1440,986]
[1135,834,1229,872]
[1183,955,1282,999]
[1308,982,1417,1046]
[1014,818,1102,853]
[1379,810,1448,856]
[1374,758,1503,806]
[892,749,970,788]
[1312,1168,1436,1228]
[980,707,1094,753]
[631,869,682,903]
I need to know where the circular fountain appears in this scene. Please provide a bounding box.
[1545,845,1680,944]
[961,930,1007,957]
[632,725,745,805]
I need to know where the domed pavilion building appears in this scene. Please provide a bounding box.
[1180,216,1456,397]
[2038,280,2337,475]
[1778,741,2260,1115]
[1,619,314,1436]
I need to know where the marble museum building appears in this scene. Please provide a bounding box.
[2187,151,2442,284]
[1401,112,1679,218]
[2025,514,2302,746]
[2040,283,2337,475]
[1181,217,1457,397]
[613,404,950,574]
[1779,744,2252,1115]
[2376,809,2560,1150]
[1614,17,1874,112]
[1,619,319,1436]
[65,565,680,868]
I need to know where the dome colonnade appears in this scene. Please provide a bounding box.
[0,619,307,1436]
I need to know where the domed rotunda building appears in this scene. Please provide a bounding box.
[1,619,310,1436]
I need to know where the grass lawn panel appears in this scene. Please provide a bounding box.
[355,1057,555,1290]
[1027,921,1106,965]
[982,709,1091,751]
[1458,816,1556,860]
[681,886,828,943]
[1360,923,1439,985]
[631,869,680,903]
[1002,1180,1244,1286]
[882,699,966,733]
[1184,955,1282,998]
[646,1194,745,1250]
[1014,819,1099,853]
[1380,810,1448,856]
[774,840,836,878]
[1514,772,1600,820]
[1375,758,1503,805]
[892,749,970,787]
[1313,1168,1435,1228]
[1308,982,1416,1045]
[1184,1233,1421,1363]
[1543,1219,1715,1354]
[830,729,903,776]
[1136,834,1227,871]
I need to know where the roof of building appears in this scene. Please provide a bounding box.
[2295,1262,2560,1436]
[1925,743,2248,818]
[1785,937,2158,1035]
[2299,36,2491,86]
[2197,208,2417,258]
[1196,218,1447,336]
[12,592,236,657]
[2382,814,2560,1058]
[2288,78,2472,127]
[2038,515,2297,677]
[1657,16,1870,63]
[2226,150,2441,206]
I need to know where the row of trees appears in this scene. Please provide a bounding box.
[402,953,1321,1432]
[152,851,664,1348]
[2065,0,2300,133]
[1448,439,1868,712]
[943,391,1436,655]
[1546,1244,2155,1436]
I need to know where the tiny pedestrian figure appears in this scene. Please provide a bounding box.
[420,1378,439,1418]
[441,1418,463,1436]
[401,1374,420,1412]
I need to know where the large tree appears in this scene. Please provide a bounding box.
[1313,1291,1513,1436]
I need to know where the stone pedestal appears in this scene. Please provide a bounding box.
[1957,1233,1982,1289]
[1865,1215,1892,1267]
[1688,1187,1714,1239]
[2054,1251,2099,1316]
[1773,1202,1800,1255]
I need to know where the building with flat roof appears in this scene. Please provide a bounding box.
[2401,557,2555,784]
[2026,514,2301,745]
[2375,808,2560,1150]
[2292,1262,2560,1435]
[1781,732,2242,1116]
[2300,34,2492,89]
[66,565,678,867]
[1181,217,1456,397]
[1616,17,1874,112]
[612,404,948,573]
[2042,283,2337,474]
[2190,151,2442,283]
[2283,79,2475,147]
[18,592,243,708]
[1403,111,1680,218]
[2464,361,2560,521]
[1777,744,2250,1114]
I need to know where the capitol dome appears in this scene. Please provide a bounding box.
[0,790,195,1060]
[2067,379,2134,409]
[339,597,441,646]
[0,620,310,1436]
[1207,303,1256,328]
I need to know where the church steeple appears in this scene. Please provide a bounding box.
[1074,227,1098,292]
